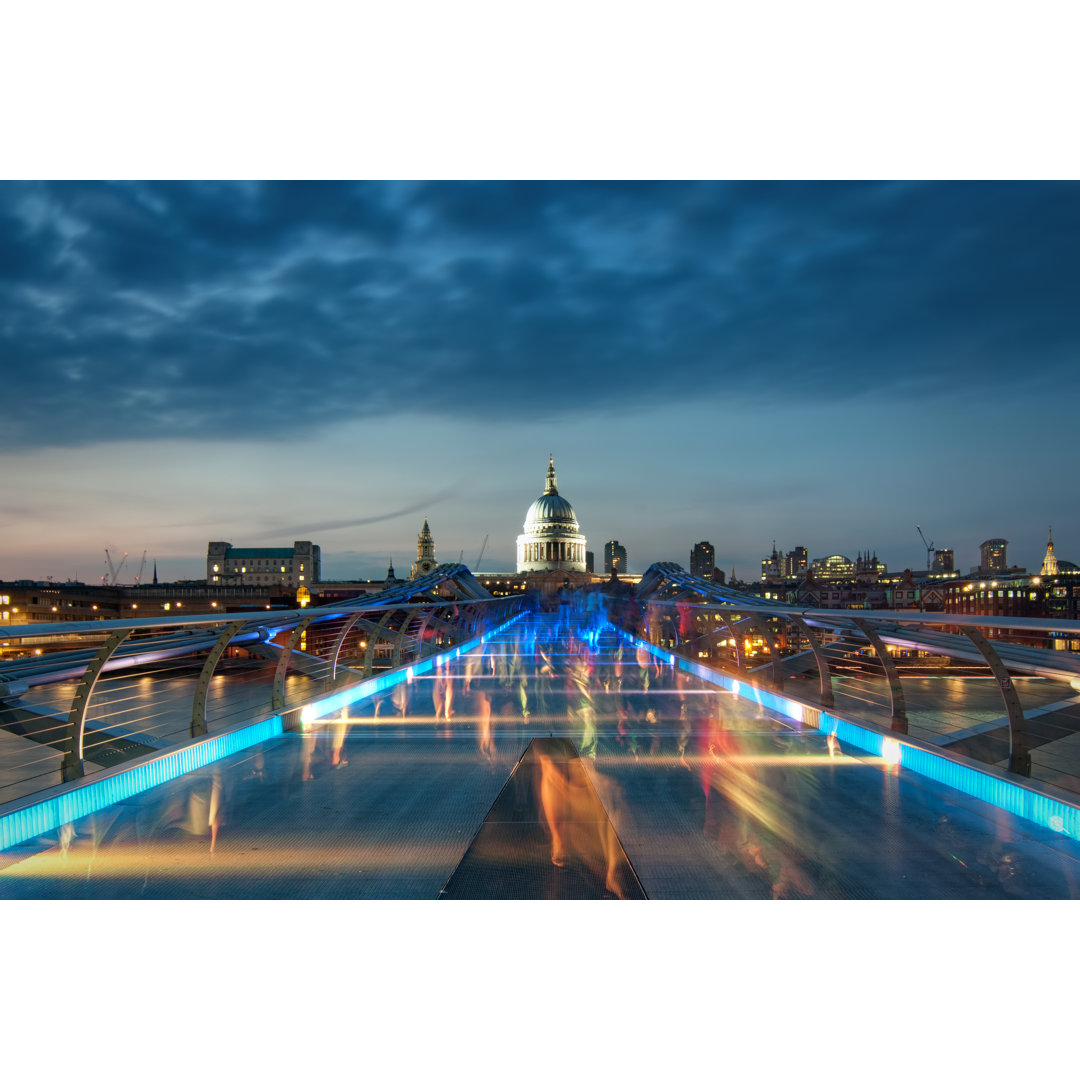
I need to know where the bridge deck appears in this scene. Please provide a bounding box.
[2,611,1079,899]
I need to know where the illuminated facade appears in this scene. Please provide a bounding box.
[516,456,588,573]
[604,540,627,575]
[783,546,808,578]
[207,540,320,588]
[979,538,1008,573]
[762,544,809,581]
[690,541,715,579]
[942,573,1080,624]
[0,581,284,626]
[932,548,955,572]
[809,554,856,581]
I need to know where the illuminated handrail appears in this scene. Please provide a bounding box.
[0,568,533,803]
[617,567,1080,778]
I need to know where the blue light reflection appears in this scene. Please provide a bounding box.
[608,622,1080,843]
[0,612,526,854]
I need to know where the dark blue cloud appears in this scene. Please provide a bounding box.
[1,180,1077,445]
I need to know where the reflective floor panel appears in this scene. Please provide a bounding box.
[2,610,1079,899]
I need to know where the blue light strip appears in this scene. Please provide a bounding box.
[300,612,527,727]
[608,623,1080,844]
[0,611,527,855]
[0,714,284,854]
[608,625,804,723]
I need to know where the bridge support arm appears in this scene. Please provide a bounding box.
[191,621,247,738]
[392,610,423,667]
[63,629,133,781]
[788,614,834,708]
[749,614,784,690]
[272,614,317,712]
[959,627,1031,776]
[329,613,363,682]
[364,609,401,677]
[851,618,908,733]
[718,612,744,668]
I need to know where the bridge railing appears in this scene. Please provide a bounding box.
[607,572,1080,790]
[0,587,532,808]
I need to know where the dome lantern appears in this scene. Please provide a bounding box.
[544,454,558,495]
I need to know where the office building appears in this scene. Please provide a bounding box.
[783,546,808,578]
[690,541,715,579]
[207,540,320,589]
[604,540,627,576]
[979,538,1008,573]
[932,548,955,573]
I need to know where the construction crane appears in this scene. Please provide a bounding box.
[475,535,489,570]
[915,525,935,572]
[134,550,148,586]
[104,549,129,586]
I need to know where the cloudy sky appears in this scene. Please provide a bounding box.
[2,180,1078,583]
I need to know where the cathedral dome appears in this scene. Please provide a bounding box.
[516,456,587,573]
[524,491,579,529]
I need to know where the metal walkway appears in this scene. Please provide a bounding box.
[2,610,1079,899]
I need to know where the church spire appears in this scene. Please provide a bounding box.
[544,454,558,495]
[417,519,435,561]
[412,519,437,579]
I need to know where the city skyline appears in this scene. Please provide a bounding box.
[3,181,1078,583]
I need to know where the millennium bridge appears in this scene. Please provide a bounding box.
[2,563,1080,899]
